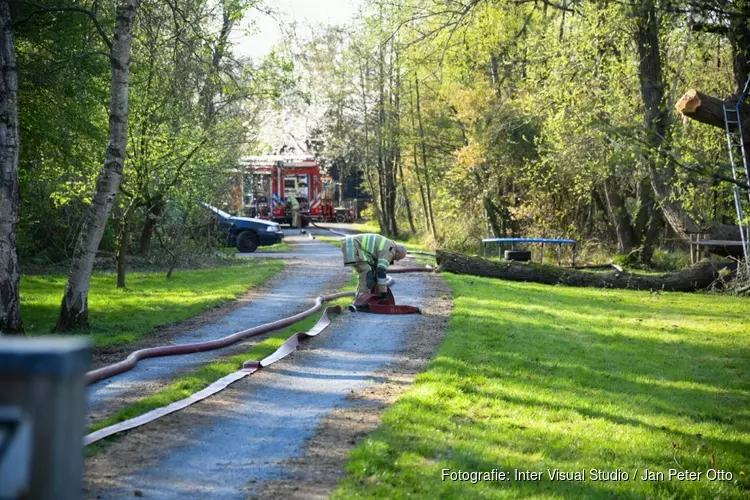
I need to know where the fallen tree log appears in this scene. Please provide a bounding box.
[436,251,724,292]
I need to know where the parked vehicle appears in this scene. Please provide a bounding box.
[200,202,284,253]
[238,156,334,226]
[335,206,355,223]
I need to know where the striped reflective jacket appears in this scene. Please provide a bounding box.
[341,233,397,284]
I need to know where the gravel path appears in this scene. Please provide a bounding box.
[84,232,435,500]
[87,230,349,417]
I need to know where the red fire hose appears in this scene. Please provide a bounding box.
[86,290,353,385]
[84,305,346,445]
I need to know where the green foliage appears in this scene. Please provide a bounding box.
[302,0,745,264]
[335,274,750,499]
[14,0,295,266]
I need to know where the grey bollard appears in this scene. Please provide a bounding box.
[0,337,91,500]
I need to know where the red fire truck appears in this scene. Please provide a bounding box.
[239,155,336,226]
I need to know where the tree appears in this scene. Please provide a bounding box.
[0,1,24,334]
[57,0,138,330]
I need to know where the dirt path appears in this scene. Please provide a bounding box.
[84,264,450,499]
[257,272,452,499]
[87,231,350,421]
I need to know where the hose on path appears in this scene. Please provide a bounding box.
[84,305,344,446]
[84,269,431,446]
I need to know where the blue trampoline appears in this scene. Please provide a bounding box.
[482,237,577,265]
[482,237,577,245]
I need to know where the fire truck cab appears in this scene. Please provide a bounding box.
[240,155,335,227]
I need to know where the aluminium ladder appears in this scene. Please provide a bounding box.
[722,76,750,265]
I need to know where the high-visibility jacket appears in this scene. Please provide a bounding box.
[288,197,300,211]
[341,233,396,288]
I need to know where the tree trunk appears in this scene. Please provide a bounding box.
[640,206,662,265]
[631,0,702,245]
[138,198,162,255]
[0,2,23,334]
[388,42,401,236]
[398,160,416,233]
[415,76,437,240]
[57,0,137,330]
[116,220,129,289]
[729,0,750,95]
[409,81,431,234]
[116,198,137,288]
[483,197,503,238]
[338,169,346,206]
[601,180,637,254]
[436,250,722,292]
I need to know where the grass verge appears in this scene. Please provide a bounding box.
[86,276,358,456]
[334,274,750,499]
[218,241,293,255]
[317,235,342,247]
[21,261,284,347]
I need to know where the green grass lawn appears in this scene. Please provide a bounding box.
[218,241,293,255]
[335,275,749,499]
[21,261,284,346]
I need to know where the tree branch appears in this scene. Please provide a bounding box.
[8,1,113,49]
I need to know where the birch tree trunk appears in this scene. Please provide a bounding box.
[0,2,23,334]
[57,0,137,330]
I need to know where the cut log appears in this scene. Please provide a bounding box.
[675,89,750,138]
[436,250,724,292]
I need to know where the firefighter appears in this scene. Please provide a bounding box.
[287,196,301,231]
[341,233,408,299]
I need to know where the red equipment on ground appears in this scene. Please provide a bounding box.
[349,287,421,315]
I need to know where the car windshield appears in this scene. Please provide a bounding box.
[199,202,232,219]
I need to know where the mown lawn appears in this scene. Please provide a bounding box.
[335,274,749,499]
[20,261,283,347]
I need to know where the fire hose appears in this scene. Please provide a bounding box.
[84,268,432,446]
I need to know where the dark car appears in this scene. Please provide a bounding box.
[201,203,284,253]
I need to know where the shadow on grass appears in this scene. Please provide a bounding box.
[334,275,750,499]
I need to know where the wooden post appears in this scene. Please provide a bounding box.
[0,337,91,500]
[571,243,577,267]
[701,233,710,260]
[540,243,545,264]
[690,233,695,264]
